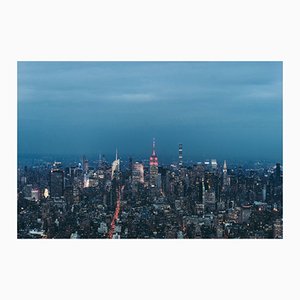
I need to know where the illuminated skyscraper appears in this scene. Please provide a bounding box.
[132,162,144,184]
[83,156,89,174]
[223,160,230,188]
[83,173,89,188]
[223,160,227,175]
[178,143,183,167]
[149,138,158,187]
[211,159,217,171]
[111,148,120,179]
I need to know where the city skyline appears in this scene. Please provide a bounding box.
[18,143,283,239]
[17,140,281,167]
[18,61,282,162]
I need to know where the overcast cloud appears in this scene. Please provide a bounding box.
[18,61,282,162]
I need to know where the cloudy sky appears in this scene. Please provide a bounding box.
[18,62,282,162]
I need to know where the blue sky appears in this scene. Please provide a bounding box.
[18,62,282,162]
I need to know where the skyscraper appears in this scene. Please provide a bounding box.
[83,173,89,188]
[111,148,120,179]
[178,143,183,167]
[83,156,89,174]
[211,159,217,171]
[149,138,158,187]
[275,163,282,186]
[132,162,144,184]
[98,153,102,170]
[223,160,230,188]
[50,169,64,198]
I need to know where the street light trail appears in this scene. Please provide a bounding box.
[108,185,124,239]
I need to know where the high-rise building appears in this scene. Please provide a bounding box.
[99,154,108,170]
[83,156,89,174]
[43,188,49,198]
[149,138,158,187]
[157,173,162,189]
[223,160,227,174]
[273,219,283,238]
[211,159,217,171]
[50,169,64,198]
[275,163,282,186]
[223,160,230,188]
[275,163,281,178]
[262,185,267,202]
[111,149,120,179]
[132,162,144,184]
[83,173,89,188]
[178,143,183,167]
[240,205,252,223]
[98,153,102,170]
[53,161,62,169]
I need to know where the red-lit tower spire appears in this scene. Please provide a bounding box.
[149,138,158,187]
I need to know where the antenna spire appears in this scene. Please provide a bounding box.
[152,138,156,155]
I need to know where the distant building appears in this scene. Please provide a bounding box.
[240,205,252,223]
[111,149,120,179]
[203,190,216,210]
[43,188,49,198]
[83,156,89,173]
[275,162,282,186]
[132,162,144,184]
[157,173,162,189]
[50,169,64,198]
[178,143,183,167]
[53,161,62,169]
[216,226,224,238]
[149,138,158,187]
[262,185,267,202]
[223,160,230,188]
[83,173,89,188]
[273,219,283,238]
[23,184,33,198]
[98,222,108,234]
[31,189,39,201]
[211,159,217,171]
[70,231,80,239]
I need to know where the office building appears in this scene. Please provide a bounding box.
[178,143,183,167]
[50,169,64,198]
[111,149,120,179]
[132,162,144,184]
[223,160,230,188]
[149,138,159,187]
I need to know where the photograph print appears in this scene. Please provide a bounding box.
[17,61,283,239]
